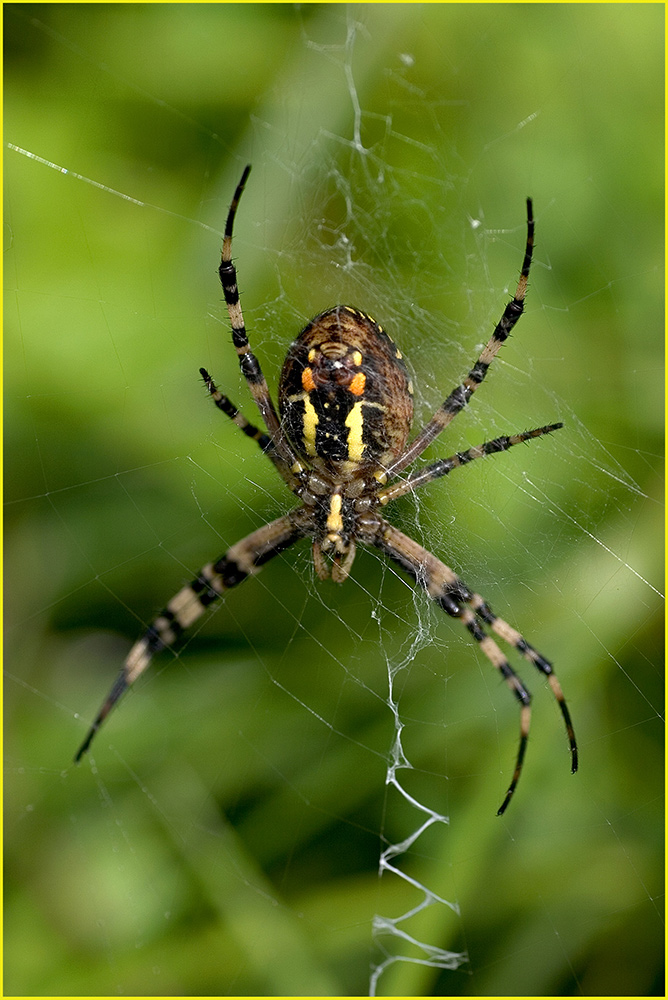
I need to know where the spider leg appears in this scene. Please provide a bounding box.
[470,592,578,774]
[200,367,300,491]
[219,165,303,475]
[378,422,562,505]
[385,198,535,479]
[364,517,576,814]
[74,512,308,762]
[200,366,272,449]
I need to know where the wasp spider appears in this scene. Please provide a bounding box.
[75,166,577,814]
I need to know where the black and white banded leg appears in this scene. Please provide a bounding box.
[217,165,302,475]
[384,198,535,481]
[74,514,306,761]
[367,519,577,814]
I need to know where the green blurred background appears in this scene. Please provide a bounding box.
[5,4,663,996]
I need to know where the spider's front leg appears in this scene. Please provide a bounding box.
[74,512,308,761]
[364,517,577,814]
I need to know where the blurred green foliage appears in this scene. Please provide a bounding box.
[5,4,663,996]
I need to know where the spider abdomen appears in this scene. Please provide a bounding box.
[278,306,414,473]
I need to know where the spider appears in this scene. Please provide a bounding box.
[75,165,577,814]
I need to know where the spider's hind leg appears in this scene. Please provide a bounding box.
[218,165,302,475]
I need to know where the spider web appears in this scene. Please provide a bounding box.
[5,5,664,997]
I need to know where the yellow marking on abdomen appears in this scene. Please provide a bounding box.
[301,396,318,456]
[345,400,365,462]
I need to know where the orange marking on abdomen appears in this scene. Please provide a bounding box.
[349,371,366,396]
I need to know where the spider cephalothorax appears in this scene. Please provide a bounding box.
[76,165,577,815]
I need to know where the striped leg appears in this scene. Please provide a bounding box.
[218,165,302,474]
[385,198,535,479]
[74,513,307,761]
[470,591,578,771]
[366,518,577,814]
[200,367,300,491]
[378,423,562,506]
